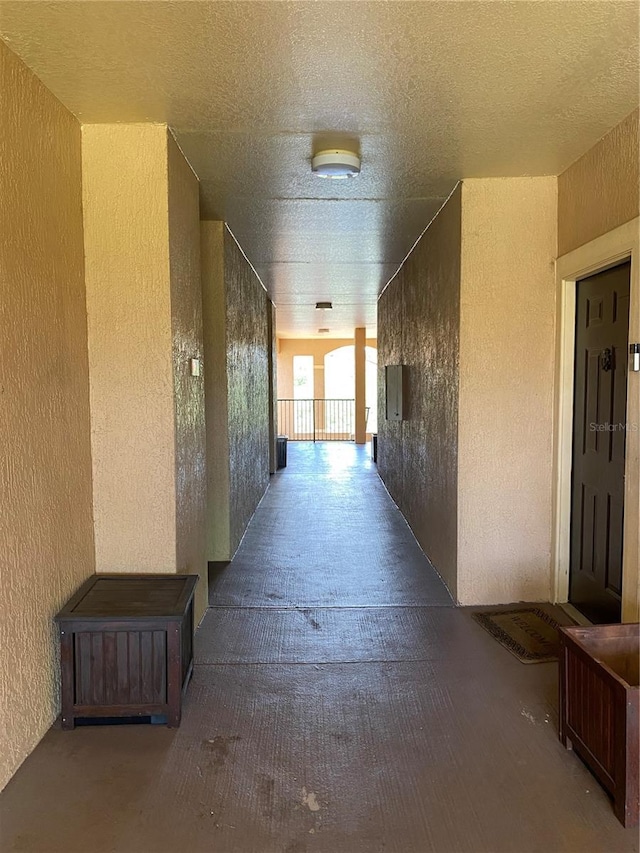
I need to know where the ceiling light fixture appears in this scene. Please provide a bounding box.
[315,301,333,310]
[311,149,360,179]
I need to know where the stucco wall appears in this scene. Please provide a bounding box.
[377,270,406,507]
[378,186,462,596]
[83,124,177,573]
[167,133,208,621]
[558,109,639,256]
[201,222,231,561]
[267,301,278,474]
[0,42,95,791]
[225,232,271,555]
[84,126,208,620]
[201,225,272,561]
[458,178,557,605]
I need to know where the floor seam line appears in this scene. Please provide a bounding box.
[192,658,458,666]
[205,604,455,610]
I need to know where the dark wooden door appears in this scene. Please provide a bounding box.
[570,261,630,624]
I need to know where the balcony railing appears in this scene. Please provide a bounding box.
[278,398,366,441]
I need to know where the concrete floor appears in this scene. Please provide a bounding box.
[1,442,637,853]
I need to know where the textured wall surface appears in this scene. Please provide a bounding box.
[83,124,177,573]
[558,109,639,255]
[201,222,230,561]
[225,232,271,556]
[267,301,277,474]
[201,226,271,561]
[378,187,462,596]
[168,133,208,622]
[458,178,557,605]
[0,42,95,791]
[377,270,406,506]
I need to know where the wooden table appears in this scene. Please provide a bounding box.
[55,573,198,729]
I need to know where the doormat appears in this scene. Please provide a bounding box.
[472,607,561,664]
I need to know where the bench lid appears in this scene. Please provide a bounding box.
[55,573,199,621]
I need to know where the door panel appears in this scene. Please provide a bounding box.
[570,262,630,624]
[605,493,624,596]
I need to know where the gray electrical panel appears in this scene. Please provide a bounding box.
[385,365,405,421]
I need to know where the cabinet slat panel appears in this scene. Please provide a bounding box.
[152,631,167,703]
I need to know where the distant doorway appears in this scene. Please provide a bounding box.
[293,355,314,400]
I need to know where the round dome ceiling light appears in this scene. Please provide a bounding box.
[311,149,361,179]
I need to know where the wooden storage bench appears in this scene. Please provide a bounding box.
[559,623,639,827]
[55,573,198,730]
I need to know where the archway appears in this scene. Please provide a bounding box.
[324,345,377,435]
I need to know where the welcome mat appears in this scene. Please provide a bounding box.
[472,607,561,664]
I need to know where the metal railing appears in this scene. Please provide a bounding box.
[277,398,360,441]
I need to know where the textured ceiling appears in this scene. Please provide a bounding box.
[1,1,638,338]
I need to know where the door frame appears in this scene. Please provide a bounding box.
[552,217,640,622]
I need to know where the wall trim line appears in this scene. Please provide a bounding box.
[378,181,462,300]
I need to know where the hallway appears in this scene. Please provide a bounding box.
[0,444,636,853]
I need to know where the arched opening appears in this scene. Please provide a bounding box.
[324,345,377,436]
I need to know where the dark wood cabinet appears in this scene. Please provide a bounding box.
[55,574,198,729]
[559,623,639,827]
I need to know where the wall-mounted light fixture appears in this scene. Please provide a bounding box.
[315,301,333,310]
[318,328,330,334]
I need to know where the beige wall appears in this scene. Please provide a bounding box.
[0,42,95,791]
[377,179,557,604]
[168,133,208,620]
[558,109,639,256]
[201,224,272,562]
[83,124,177,573]
[378,186,462,596]
[458,178,557,605]
[83,124,208,620]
